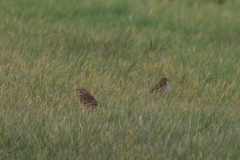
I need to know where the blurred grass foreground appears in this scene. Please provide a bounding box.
[0,0,240,159]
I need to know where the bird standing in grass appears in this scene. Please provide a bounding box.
[150,78,170,93]
[74,88,98,108]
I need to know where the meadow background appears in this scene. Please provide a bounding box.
[0,0,240,159]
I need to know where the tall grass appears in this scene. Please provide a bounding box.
[0,0,240,159]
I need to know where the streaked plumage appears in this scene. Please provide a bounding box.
[150,78,170,93]
[74,88,98,108]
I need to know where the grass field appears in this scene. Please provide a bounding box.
[1,0,240,159]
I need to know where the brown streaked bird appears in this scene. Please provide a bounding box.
[150,78,170,93]
[74,88,98,108]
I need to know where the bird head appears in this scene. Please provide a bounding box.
[160,77,169,83]
[73,88,87,95]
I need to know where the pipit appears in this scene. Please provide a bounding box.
[74,88,98,108]
[150,78,170,93]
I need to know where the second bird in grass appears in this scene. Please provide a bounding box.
[150,78,170,93]
[74,88,98,108]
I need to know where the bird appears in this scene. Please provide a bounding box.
[73,88,98,108]
[150,78,170,93]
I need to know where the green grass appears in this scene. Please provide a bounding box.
[1,0,240,159]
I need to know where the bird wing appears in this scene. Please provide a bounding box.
[150,85,160,93]
[87,94,98,106]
